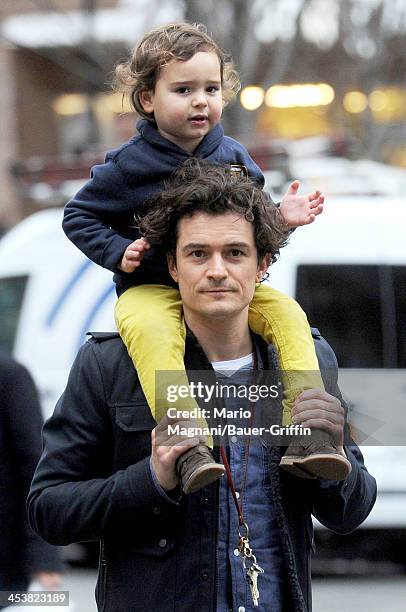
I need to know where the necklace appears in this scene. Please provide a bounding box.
[219,344,265,607]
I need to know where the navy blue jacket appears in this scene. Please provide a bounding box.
[63,120,264,295]
[28,330,376,612]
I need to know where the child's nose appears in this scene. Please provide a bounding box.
[192,91,208,107]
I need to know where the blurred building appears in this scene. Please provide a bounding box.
[0,0,180,231]
[0,1,405,232]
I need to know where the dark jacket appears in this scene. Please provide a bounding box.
[0,351,63,592]
[62,120,264,295]
[28,331,376,612]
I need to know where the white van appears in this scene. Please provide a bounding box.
[0,199,405,536]
[269,195,406,535]
[0,208,116,419]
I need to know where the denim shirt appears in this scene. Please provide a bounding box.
[148,350,287,611]
[214,358,286,612]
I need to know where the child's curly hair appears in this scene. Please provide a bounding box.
[114,21,240,119]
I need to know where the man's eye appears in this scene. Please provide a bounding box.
[192,250,205,258]
[230,249,243,257]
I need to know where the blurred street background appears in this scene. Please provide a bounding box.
[0,0,405,610]
[0,0,406,228]
[61,568,406,611]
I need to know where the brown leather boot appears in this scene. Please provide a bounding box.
[279,429,351,480]
[176,445,225,494]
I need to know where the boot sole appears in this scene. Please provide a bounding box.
[280,453,352,481]
[182,464,226,494]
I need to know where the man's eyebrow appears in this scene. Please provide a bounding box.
[182,243,207,252]
[223,242,251,249]
[181,241,251,252]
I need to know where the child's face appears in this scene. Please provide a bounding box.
[140,51,223,153]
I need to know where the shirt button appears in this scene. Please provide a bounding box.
[235,491,240,499]
[202,497,209,505]
[233,548,239,556]
[238,607,245,612]
[152,507,161,515]
[158,538,167,548]
[231,436,238,443]
[202,572,209,581]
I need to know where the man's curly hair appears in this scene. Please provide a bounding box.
[138,159,289,264]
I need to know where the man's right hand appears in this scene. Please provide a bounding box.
[151,415,201,491]
[118,237,150,273]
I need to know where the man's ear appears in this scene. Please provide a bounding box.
[139,90,154,114]
[256,255,270,283]
[167,252,178,282]
[264,253,273,270]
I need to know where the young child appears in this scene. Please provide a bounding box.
[63,21,351,493]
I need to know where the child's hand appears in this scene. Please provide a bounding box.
[119,237,150,273]
[280,180,324,229]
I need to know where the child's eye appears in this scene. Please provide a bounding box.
[207,86,220,93]
[176,87,191,94]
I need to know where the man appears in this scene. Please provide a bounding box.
[0,351,63,608]
[28,161,376,612]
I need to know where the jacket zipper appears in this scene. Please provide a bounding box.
[213,446,220,612]
[185,335,225,611]
[100,539,108,611]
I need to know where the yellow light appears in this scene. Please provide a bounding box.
[257,106,332,138]
[319,83,335,105]
[240,86,264,111]
[52,94,87,116]
[264,83,334,108]
[369,87,406,123]
[102,93,132,113]
[369,89,388,112]
[343,91,368,114]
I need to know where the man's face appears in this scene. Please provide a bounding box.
[168,212,268,322]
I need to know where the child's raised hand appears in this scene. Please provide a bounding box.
[119,237,150,273]
[279,180,324,229]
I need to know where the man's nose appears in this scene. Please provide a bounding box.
[207,255,228,279]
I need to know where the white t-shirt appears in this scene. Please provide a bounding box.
[211,353,253,377]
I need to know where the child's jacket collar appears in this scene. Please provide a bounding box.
[136,119,224,158]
